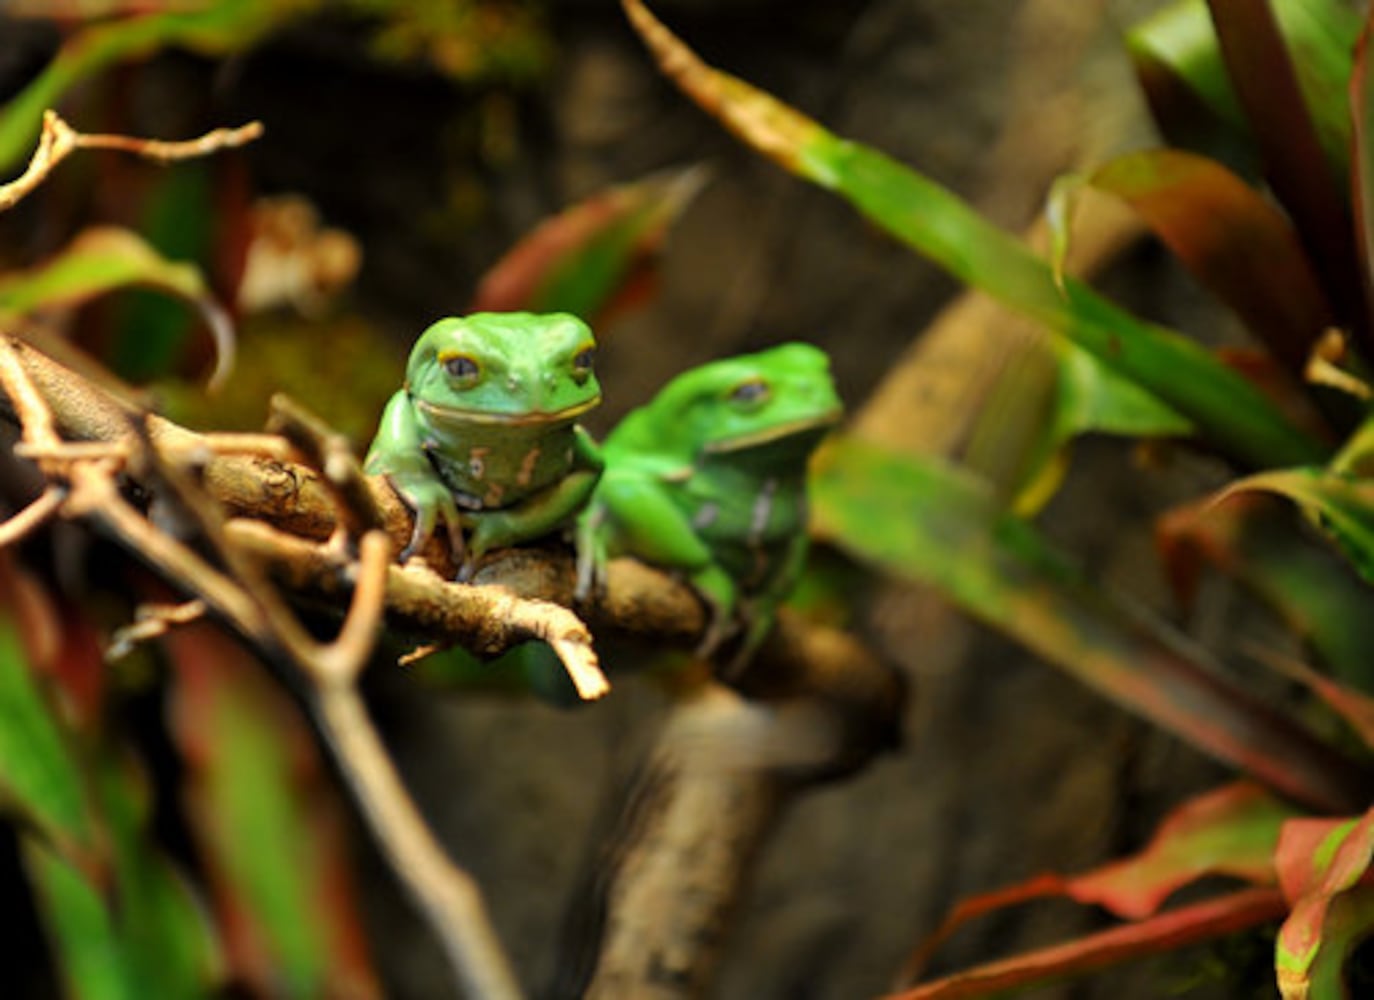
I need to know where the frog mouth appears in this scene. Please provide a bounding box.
[416,394,600,426]
[702,407,843,454]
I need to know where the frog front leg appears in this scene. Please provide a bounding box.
[461,469,600,579]
[363,390,466,563]
[576,469,739,655]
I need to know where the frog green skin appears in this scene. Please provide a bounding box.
[365,312,603,577]
[575,342,842,667]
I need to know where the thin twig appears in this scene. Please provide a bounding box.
[107,599,208,660]
[0,110,263,211]
[315,680,524,1000]
[0,486,64,548]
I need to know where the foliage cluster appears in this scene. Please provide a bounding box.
[4,0,1374,998]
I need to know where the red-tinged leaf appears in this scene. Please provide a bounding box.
[1077,150,1333,375]
[1352,13,1374,336]
[888,887,1289,1000]
[166,624,380,1000]
[1156,493,1374,691]
[1261,653,1374,753]
[1126,0,1256,173]
[1275,810,1374,998]
[1071,782,1294,918]
[899,782,1294,984]
[470,165,708,327]
[1221,467,1374,588]
[1207,0,1364,333]
[812,436,1374,814]
[0,226,235,389]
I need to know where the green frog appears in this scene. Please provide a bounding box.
[365,312,603,577]
[575,342,842,666]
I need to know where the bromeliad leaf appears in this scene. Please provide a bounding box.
[0,226,235,389]
[1275,810,1374,999]
[470,164,708,327]
[622,0,1324,471]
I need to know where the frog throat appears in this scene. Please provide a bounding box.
[701,407,843,454]
[414,394,600,427]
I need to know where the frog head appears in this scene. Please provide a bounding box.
[405,312,600,428]
[650,342,843,462]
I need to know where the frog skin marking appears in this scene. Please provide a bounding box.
[364,311,604,578]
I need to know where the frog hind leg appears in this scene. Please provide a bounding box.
[587,470,739,653]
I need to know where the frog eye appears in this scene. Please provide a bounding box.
[442,354,480,382]
[729,379,770,407]
[571,344,597,382]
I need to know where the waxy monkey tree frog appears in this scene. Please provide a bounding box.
[575,342,842,665]
[365,312,603,576]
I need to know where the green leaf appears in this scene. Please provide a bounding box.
[1222,467,1374,587]
[1157,494,1374,692]
[809,435,1374,813]
[24,840,133,1000]
[622,0,1324,470]
[470,164,708,327]
[1054,150,1333,375]
[0,0,320,172]
[167,627,378,998]
[95,756,220,1000]
[0,226,234,389]
[0,617,94,854]
[1275,810,1374,999]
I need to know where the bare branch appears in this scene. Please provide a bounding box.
[107,599,208,660]
[0,486,64,548]
[315,677,524,1000]
[0,110,263,211]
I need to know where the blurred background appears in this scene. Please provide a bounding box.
[0,1,1307,997]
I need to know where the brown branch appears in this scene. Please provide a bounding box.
[0,110,263,211]
[556,619,901,999]
[0,336,527,999]
[0,334,903,996]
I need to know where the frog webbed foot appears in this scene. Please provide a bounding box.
[394,478,467,571]
[573,507,609,604]
[688,564,740,661]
